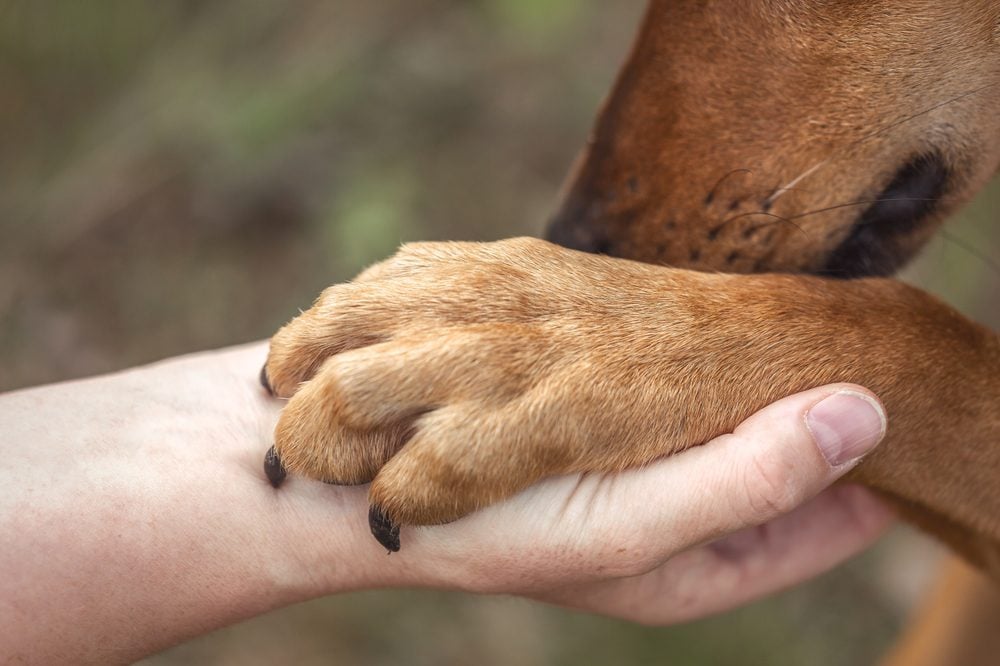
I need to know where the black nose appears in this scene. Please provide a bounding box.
[821,152,949,278]
[545,203,613,255]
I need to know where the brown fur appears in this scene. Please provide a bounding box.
[265,0,1000,630]
[550,0,1000,274]
[883,557,1000,666]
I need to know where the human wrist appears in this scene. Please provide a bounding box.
[0,344,327,662]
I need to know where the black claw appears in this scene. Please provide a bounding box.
[264,446,287,488]
[369,505,401,553]
[259,364,274,397]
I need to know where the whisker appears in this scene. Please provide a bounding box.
[708,176,890,211]
[740,183,838,202]
[719,210,808,236]
[763,83,999,208]
[730,196,940,238]
[738,199,1000,279]
[853,84,998,148]
[704,168,754,205]
[763,162,826,208]
[787,198,940,221]
[937,229,1000,277]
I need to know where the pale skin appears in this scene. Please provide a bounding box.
[0,343,893,665]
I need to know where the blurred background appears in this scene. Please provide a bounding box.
[2,1,997,664]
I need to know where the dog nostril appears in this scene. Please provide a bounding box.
[821,152,950,278]
[863,153,949,231]
[545,212,613,255]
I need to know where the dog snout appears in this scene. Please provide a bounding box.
[545,198,614,255]
[820,152,950,278]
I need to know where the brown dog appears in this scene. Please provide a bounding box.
[263,0,1000,589]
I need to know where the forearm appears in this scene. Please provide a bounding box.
[1,443,292,663]
[0,345,365,664]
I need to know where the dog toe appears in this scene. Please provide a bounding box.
[263,445,287,487]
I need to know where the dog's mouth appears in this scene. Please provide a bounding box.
[546,151,954,279]
[818,152,950,279]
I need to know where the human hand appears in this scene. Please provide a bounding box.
[346,383,893,623]
[262,238,897,554]
[0,343,891,665]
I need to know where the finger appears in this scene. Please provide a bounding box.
[381,384,886,589]
[543,484,894,624]
[620,383,887,552]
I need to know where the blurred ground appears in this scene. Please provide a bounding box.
[2,1,997,664]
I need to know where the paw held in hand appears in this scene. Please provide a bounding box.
[262,237,808,550]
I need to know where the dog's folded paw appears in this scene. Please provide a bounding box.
[265,320,576,546]
[261,237,741,549]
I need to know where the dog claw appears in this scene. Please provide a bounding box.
[369,504,401,553]
[259,364,274,397]
[264,445,287,487]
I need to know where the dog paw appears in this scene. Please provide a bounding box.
[268,319,572,547]
[261,238,763,549]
